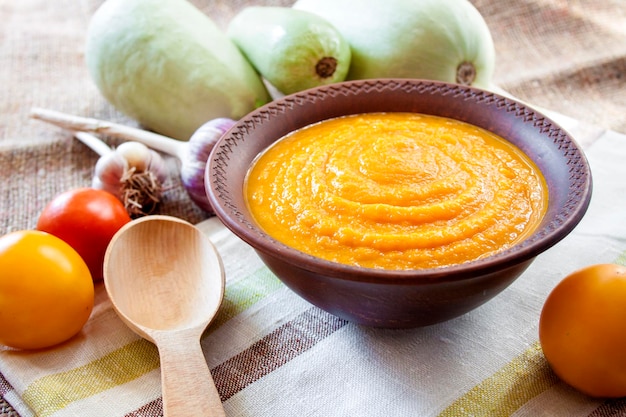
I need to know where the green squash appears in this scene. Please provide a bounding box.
[227,7,351,95]
[293,0,496,88]
[85,0,270,141]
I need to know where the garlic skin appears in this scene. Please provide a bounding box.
[180,118,236,213]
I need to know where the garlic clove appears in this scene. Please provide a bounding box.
[146,149,169,183]
[94,151,127,188]
[115,141,152,172]
[92,176,123,199]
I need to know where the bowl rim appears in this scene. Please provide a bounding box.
[206,79,593,285]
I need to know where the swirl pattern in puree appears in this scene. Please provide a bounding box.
[245,112,548,270]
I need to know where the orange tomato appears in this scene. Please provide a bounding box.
[0,230,94,350]
[539,263,626,398]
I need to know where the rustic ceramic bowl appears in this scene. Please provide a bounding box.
[205,79,592,328]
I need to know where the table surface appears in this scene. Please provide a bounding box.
[1,1,626,416]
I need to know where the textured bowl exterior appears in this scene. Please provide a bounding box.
[206,79,592,328]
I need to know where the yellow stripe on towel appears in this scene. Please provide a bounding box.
[22,339,158,417]
[437,342,559,417]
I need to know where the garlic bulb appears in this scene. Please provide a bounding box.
[75,132,168,217]
[179,118,237,213]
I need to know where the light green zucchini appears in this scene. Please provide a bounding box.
[227,6,351,95]
[293,0,496,88]
[85,0,271,141]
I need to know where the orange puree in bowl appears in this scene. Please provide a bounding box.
[245,113,548,270]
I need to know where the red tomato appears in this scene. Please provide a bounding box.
[37,188,131,281]
[539,263,626,398]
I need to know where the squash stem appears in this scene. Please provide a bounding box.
[315,57,338,78]
[456,62,477,86]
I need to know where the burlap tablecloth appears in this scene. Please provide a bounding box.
[1,1,625,416]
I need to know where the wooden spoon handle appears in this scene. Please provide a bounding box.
[157,334,225,417]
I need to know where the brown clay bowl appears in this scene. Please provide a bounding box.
[205,79,592,328]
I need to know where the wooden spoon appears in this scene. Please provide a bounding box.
[103,215,226,417]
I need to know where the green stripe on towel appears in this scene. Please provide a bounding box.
[212,266,283,328]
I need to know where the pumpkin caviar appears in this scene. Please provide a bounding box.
[245,113,548,270]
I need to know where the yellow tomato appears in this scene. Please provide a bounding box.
[0,230,94,350]
[539,263,626,398]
